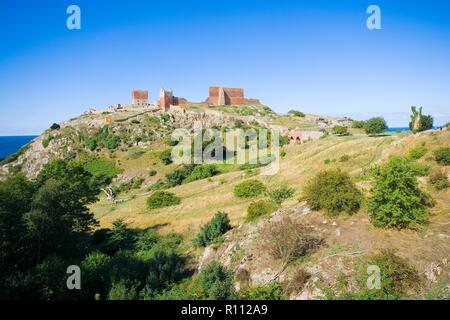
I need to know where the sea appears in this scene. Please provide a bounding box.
[0,136,38,160]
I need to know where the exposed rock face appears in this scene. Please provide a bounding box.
[196,203,334,299]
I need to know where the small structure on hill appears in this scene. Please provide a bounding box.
[160,88,188,111]
[288,128,324,144]
[131,90,148,107]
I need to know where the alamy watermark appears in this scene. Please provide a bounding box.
[367,5,382,30]
[66,5,81,30]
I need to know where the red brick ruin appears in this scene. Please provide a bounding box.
[206,86,245,106]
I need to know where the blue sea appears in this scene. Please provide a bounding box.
[387,127,410,132]
[0,136,38,159]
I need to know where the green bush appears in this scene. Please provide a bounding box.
[159,149,173,165]
[428,168,449,190]
[242,282,286,300]
[327,249,421,300]
[364,117,388,135]
[302,169,362,216]
[288,110,305,117]
[246,200,278,222]
[50,123,61,130]
[368,156,429,229]
[183,164,218,183]
[194,211,231,247]
[42,136,54,148]
[339,154,350,162]
[234,179,267,198]
[81,126,121,150]
[81,157,119,185]
[408,143,427,160]
[434,147,450,165]
[267,185,295,205]
[352,120,365,128]
[147,191,181,209]
[197,261,236,300]
[332,125,349,136]
[149,169,157,176]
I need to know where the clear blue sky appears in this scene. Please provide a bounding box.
[1,0,449,135]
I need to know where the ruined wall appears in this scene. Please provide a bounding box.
[131,90,148,106]
[160,89,173,111]
[207,86,245,105]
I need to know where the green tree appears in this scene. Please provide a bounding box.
[197,261,236,300]
[363,117,388,135]
[194,211,232,247]
[368,156,429,228]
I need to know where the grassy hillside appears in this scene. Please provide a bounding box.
[90,129,449,259]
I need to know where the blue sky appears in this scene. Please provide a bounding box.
[0,0,449,135]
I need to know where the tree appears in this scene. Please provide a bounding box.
[197,262,236,300]
[0,174,35,275]
[332,125,349,136]
[367,156,429,228]
[363,117,388,135]
[27,160,99,263]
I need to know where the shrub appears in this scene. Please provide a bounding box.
[428,168,449,190]
[194,211,231,247]
[324,159,331,165]
[357,250,421,299]
[147,191,181,209]
[233,179,267,198]
[261,216,323,265]
[352,120,365,128]
[408,143,427,160]
[288,110,305,117]
[267,185,295,205]
[197,262,236,300]
[302,169,362,215]
[149,169,157,176]
[283,269,310,295]
[246,200,278,222]
[183,164,218,183]
[242,282,286,300]
[434,147,450,165]
[364,117,388,135]
[339,154,350,162]
[368,156,429,228]
[332,125,349,136]
[159,149,173,165]
[50,123,60,130]
[42,136,54,148]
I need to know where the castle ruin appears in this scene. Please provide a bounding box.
[131,90,148,107]
[206,86,245,106]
